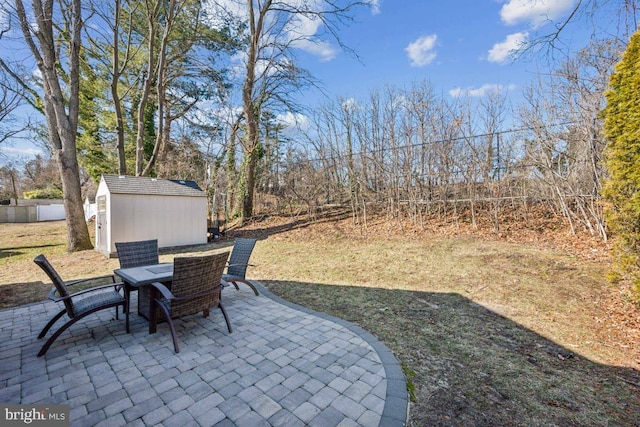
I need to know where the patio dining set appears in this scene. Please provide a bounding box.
[11,236,408,426]
[33,238,258,358]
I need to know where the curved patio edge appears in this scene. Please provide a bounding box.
[252,280,409,427]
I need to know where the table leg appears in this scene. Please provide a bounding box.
[139,286,151,319]
[125,285,130,334]
[149,286,158,334]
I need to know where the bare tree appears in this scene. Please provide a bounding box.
[0,69,29,149]
[476,88,511,231]
[209,0,369,219]
[521,0,639,57]
[81,0,135,175]
[0,164,20,205]
[1,0,91,251]
[85,0,234,178]
[518,39,621,238]
[110,0,128,174]
[22,154,61,191]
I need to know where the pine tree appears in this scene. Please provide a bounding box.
[602,30,640,299]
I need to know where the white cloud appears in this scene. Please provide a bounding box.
[277,112,309,130]
[448,83,517,98]
[285,13,322,41]
[405,34,438,67]
[340,97,359,113]
[286,14,337,61]
[366,0,381,15]
[206,0,338,61]
[487,32,528,63]
[294,39,336,61]
[500,0,575,28]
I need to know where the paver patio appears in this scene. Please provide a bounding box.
[0,282,408,426]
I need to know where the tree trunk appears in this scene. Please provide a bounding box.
[141,0,176,177]
[111,0,127,175]
[15,0,92,251]
[135,0,160,175]
[239,0,271,219]
[56,145,92,250]
[242,149,258,218]
[241,113,259,218]
[227,118,240,217]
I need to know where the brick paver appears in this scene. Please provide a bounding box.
[0,281,407,426]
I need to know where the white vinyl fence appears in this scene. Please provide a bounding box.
[37,204,65,221]
[0,204,66,223]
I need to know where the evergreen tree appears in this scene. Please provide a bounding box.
[77,51,116,182]
[602,30,640,299]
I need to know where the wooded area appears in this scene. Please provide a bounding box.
[0,0,639,298]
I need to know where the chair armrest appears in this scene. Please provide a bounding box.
[227,263,255,268]
[150,282,174,300]
[47,282,126,302]
[49,275,119,300]
[47,287,61,301]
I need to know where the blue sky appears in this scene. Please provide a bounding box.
[296,0,581,103]
[0,0,612,165]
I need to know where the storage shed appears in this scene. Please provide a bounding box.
[95,174,207,257]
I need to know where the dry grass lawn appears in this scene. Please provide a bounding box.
[1,213,639,426]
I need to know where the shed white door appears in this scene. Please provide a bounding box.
[96,196,107,251]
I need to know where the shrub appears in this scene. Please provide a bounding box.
[23,188,63,199]
[602,29,640,300]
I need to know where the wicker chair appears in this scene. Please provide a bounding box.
[33,254,128,357]
[223,238,259,295]
[115,239,159,316]
[115,239,159,268]
[149,252,231,353]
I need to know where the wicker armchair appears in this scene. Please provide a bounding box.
[33,254,128,357]
[223,238,259,295]
[149,252,231,353]
[115,239,159,316]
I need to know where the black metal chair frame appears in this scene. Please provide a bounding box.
[149,253,232,353]
[223,238,259,296]
[34,254,128,357]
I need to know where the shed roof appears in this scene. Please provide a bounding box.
[101,174,205,197]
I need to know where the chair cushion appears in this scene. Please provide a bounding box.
[72,291,125,316]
